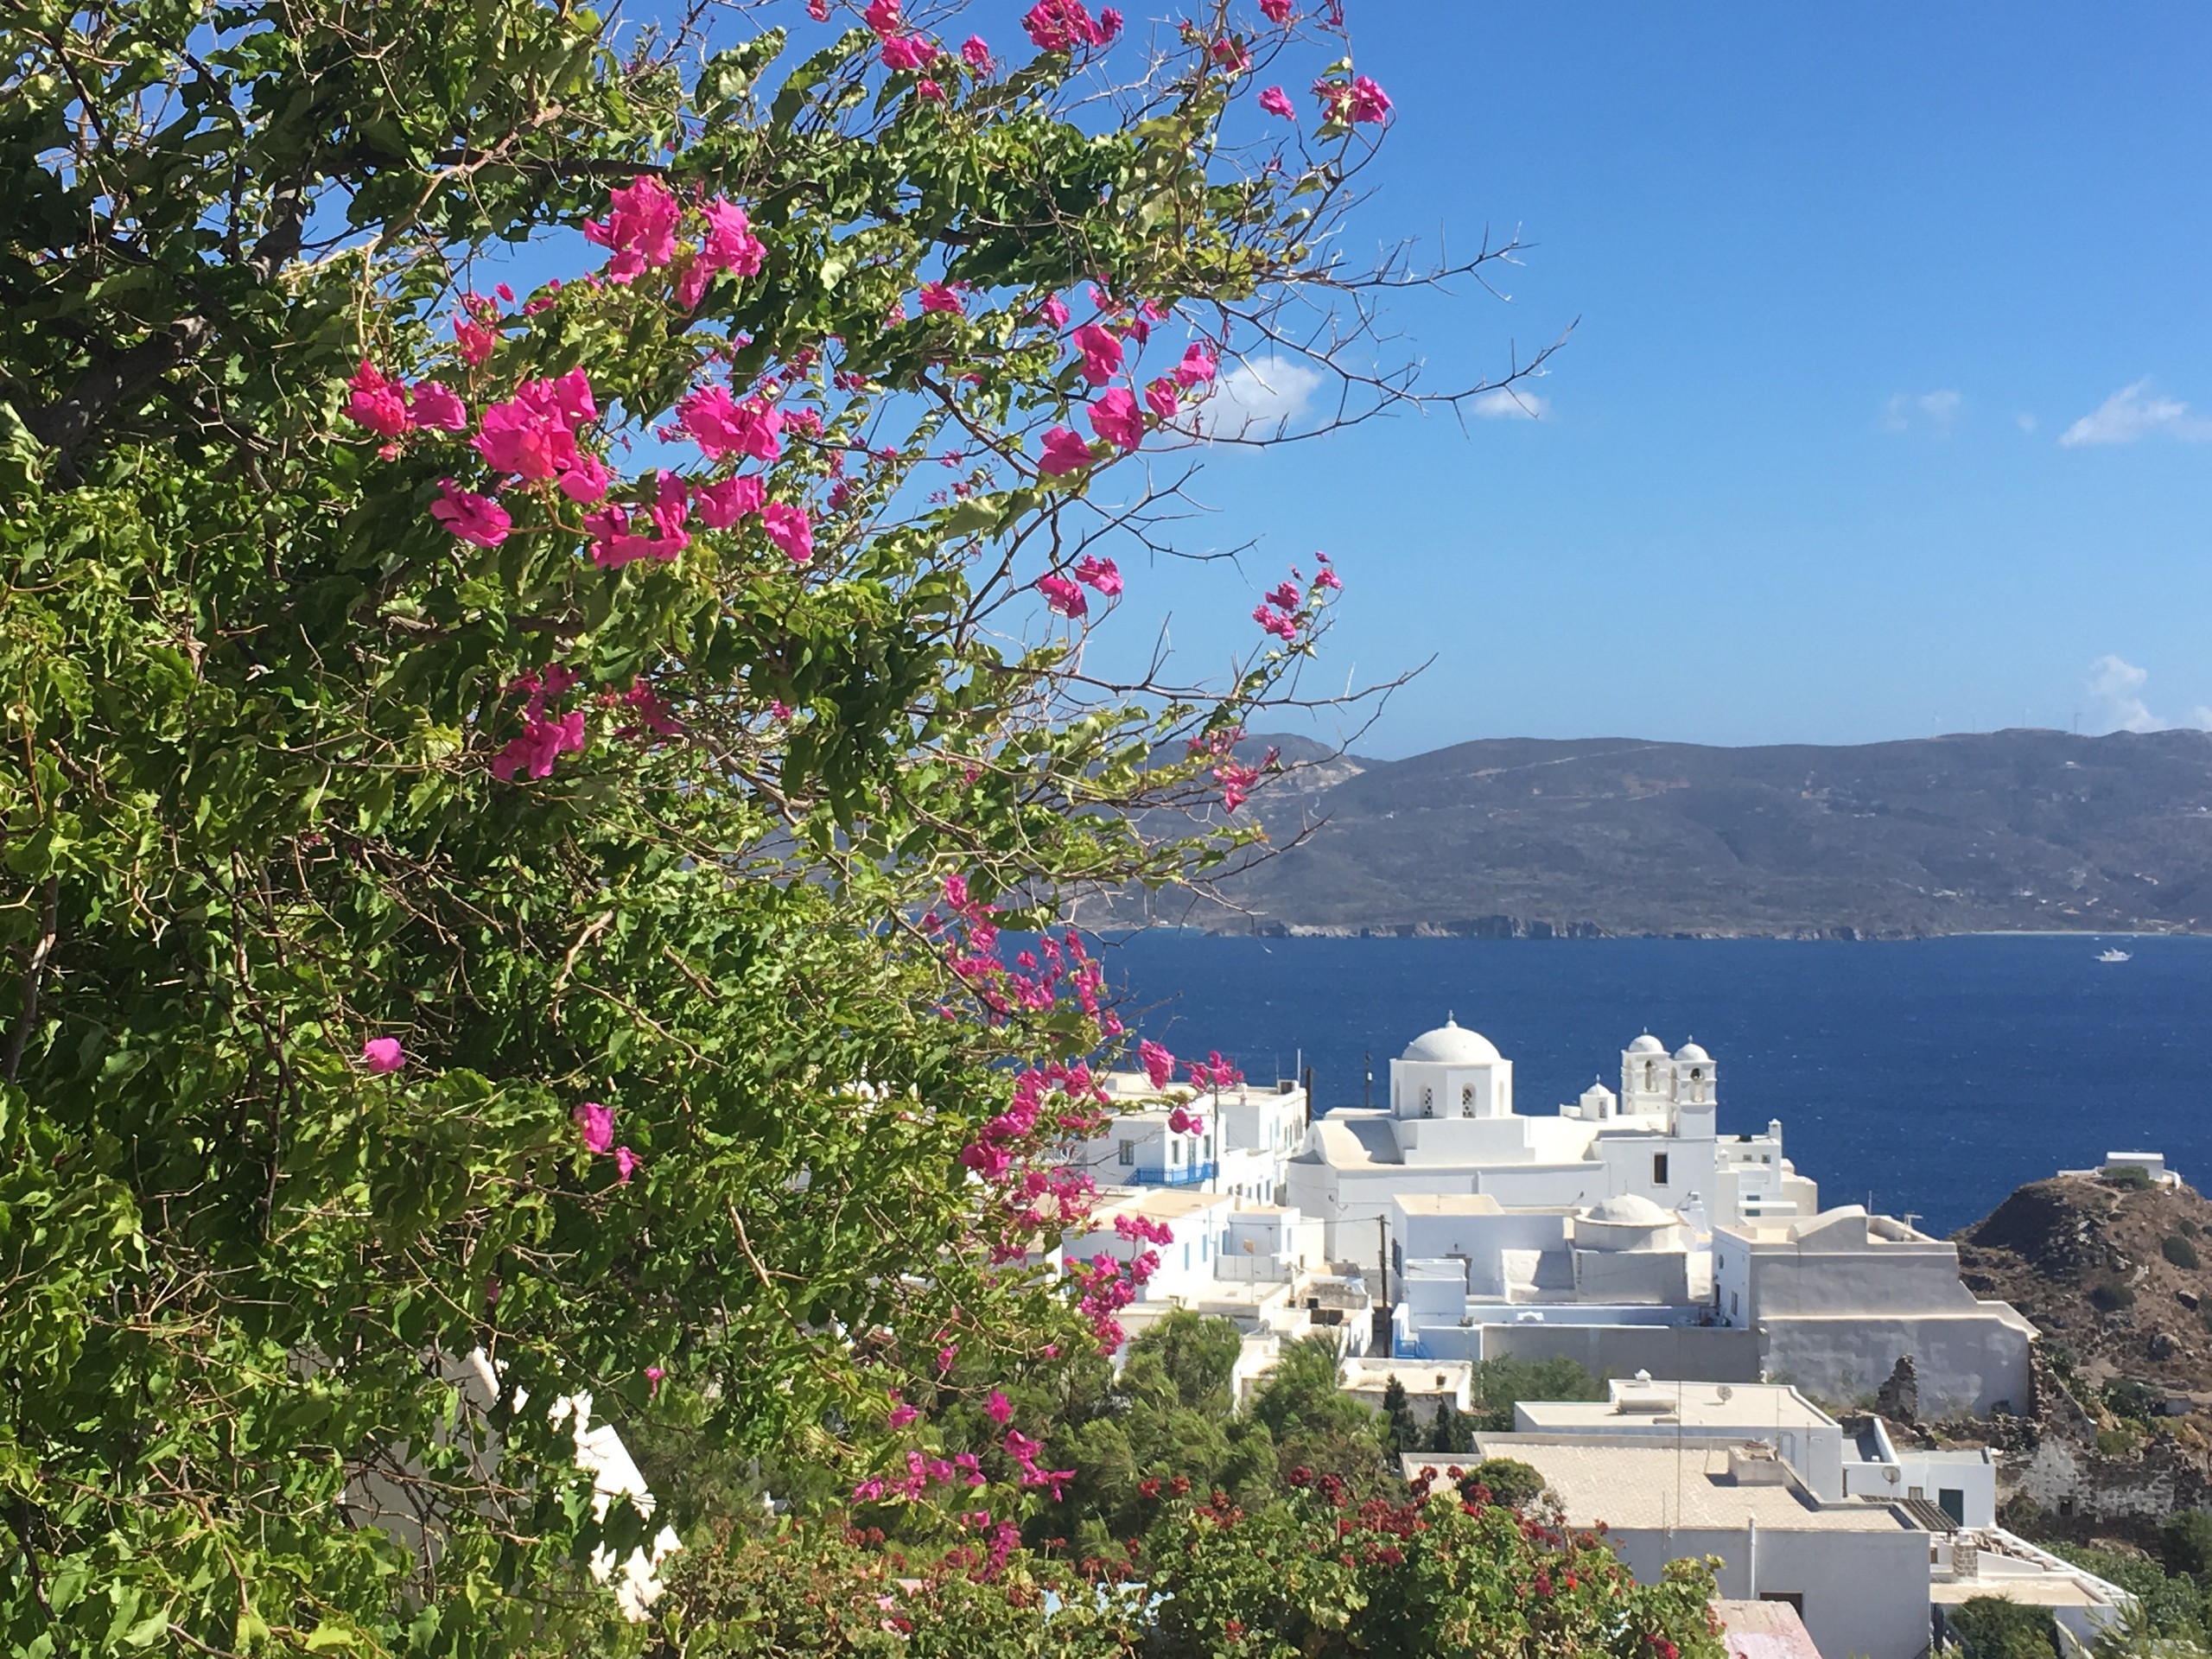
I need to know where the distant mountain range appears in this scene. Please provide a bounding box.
[1077,728,2212,938]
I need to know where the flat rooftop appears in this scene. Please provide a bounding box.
[1418,1438,1911,1533]
[1392,1192,1505,1216]
[1520,1381,1833,1433]
[1090,1188,1232,1222]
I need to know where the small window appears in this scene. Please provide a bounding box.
[1653,1153,1670,1185]
[1118,1140,1135,1167]
[1460,1084,1475,1115]
[1731,1291,1739,1318]
[1171,1139,1183,1165]
[1202,1135,1213,1160]
[1939,1488,1966,1525]
[1421,1086,1433,1117]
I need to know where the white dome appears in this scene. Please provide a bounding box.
[1580,1081,1617,1102]
[1674,1041,1711,1063]
[1401,1017,1501,1065]
[1626,1033,1666,1055]
[1588,1193,1672,1226]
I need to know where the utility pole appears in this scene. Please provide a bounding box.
[1376,1215,1392,1357]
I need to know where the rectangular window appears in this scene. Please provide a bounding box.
[1939,1489,1966,1525]
[1653,1153,1669,1185]
[1117,1140,1135,1167]
[1731,1291,1739,1319]
[1171,1140,1182,1165]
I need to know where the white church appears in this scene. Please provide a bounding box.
[1055,1017,2036,1421]
[1283,1019,1820,1271]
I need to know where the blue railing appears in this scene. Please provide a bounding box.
[1127,1160,1217,1187]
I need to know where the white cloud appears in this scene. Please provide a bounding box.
[1196,358,1322,439]
[1470,386,1550,421]
[2015,411,2038,434]
[2058,378,2212,447]
[1882,389,1961,435]
[2084,655,2212,734]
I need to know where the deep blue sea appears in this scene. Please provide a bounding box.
[1090,933,2212,1236]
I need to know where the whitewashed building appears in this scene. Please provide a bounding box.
[1286,1022,1816,1274]
[1713,1207,2037,1418]
[1062,1069,1306,1205]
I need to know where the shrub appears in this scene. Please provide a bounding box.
[1948,1594,2059,1659]
[1464,1457,1548,1510]
[2105,1165,2156,1191]
[2165,1235,2202,1270]
[2163,1510,2212,1580]
[2093,1282,2139,1313]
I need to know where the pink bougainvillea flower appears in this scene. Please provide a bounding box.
[361,1037,405,1073]
[1166,1105,1193,1135]
[1100,8,1122,36]
[864,0,901,36]
[1022,0,1114,51]
[880,34,936,71]
[474,396,575,480]
[613,1146,642,1185]
[808,0,830,16]
[760,500,813,563]
[429,480,511,548]
[1141,1039,1176,1090]
[677,386,785,463]
[645,1365,664,1393]
[1261,0,1292,21]
[490,709,587,779]
[917,77,945,101]
[1252,603,1299,641]
[1038,293,1071,328]
[1314,73,1392,125]
[1087,386,1145,451]
[1072,555,1122,596]
[961,34,993,69]
[987,1389,1014,1425]
[1143,378,1180,421]
[887,1402,920,1429]
[1210,35,1250,74]
[693,474,764,529]
[1071,321,1123,385]
[770,701,793,721]
[411,381,468,432]
[1266,579,1300,612]
[556,450,611,505]
[346,360,412,438]
[918,281,963,315]
[454,312,498,365]
[1313,562,1343,591]
[582,175,680,281]
[1258,84,1295,118]
[701,197,766,277]
[1037,573,1087,618]
[573,1101,614,1154]
[1173,341,1219,389]
[1036,426,1094,476]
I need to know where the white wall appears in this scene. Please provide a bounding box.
[1603,1524,1930,1659]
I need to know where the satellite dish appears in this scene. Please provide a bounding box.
[1716,1384,1733,1402]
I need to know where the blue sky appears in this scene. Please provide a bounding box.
[1110,3,2212,756]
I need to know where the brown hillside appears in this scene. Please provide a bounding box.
[1958,1173,2212,1390]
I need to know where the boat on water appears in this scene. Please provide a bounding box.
[2098,948,2133,963]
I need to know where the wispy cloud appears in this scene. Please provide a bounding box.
[2059,378,2212,447]
[2085,655,2212,734]
[1196,358,1322,439]
[2015,412,2038,434]
[1882,389,1961,435]
[1470,386,1550,421]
